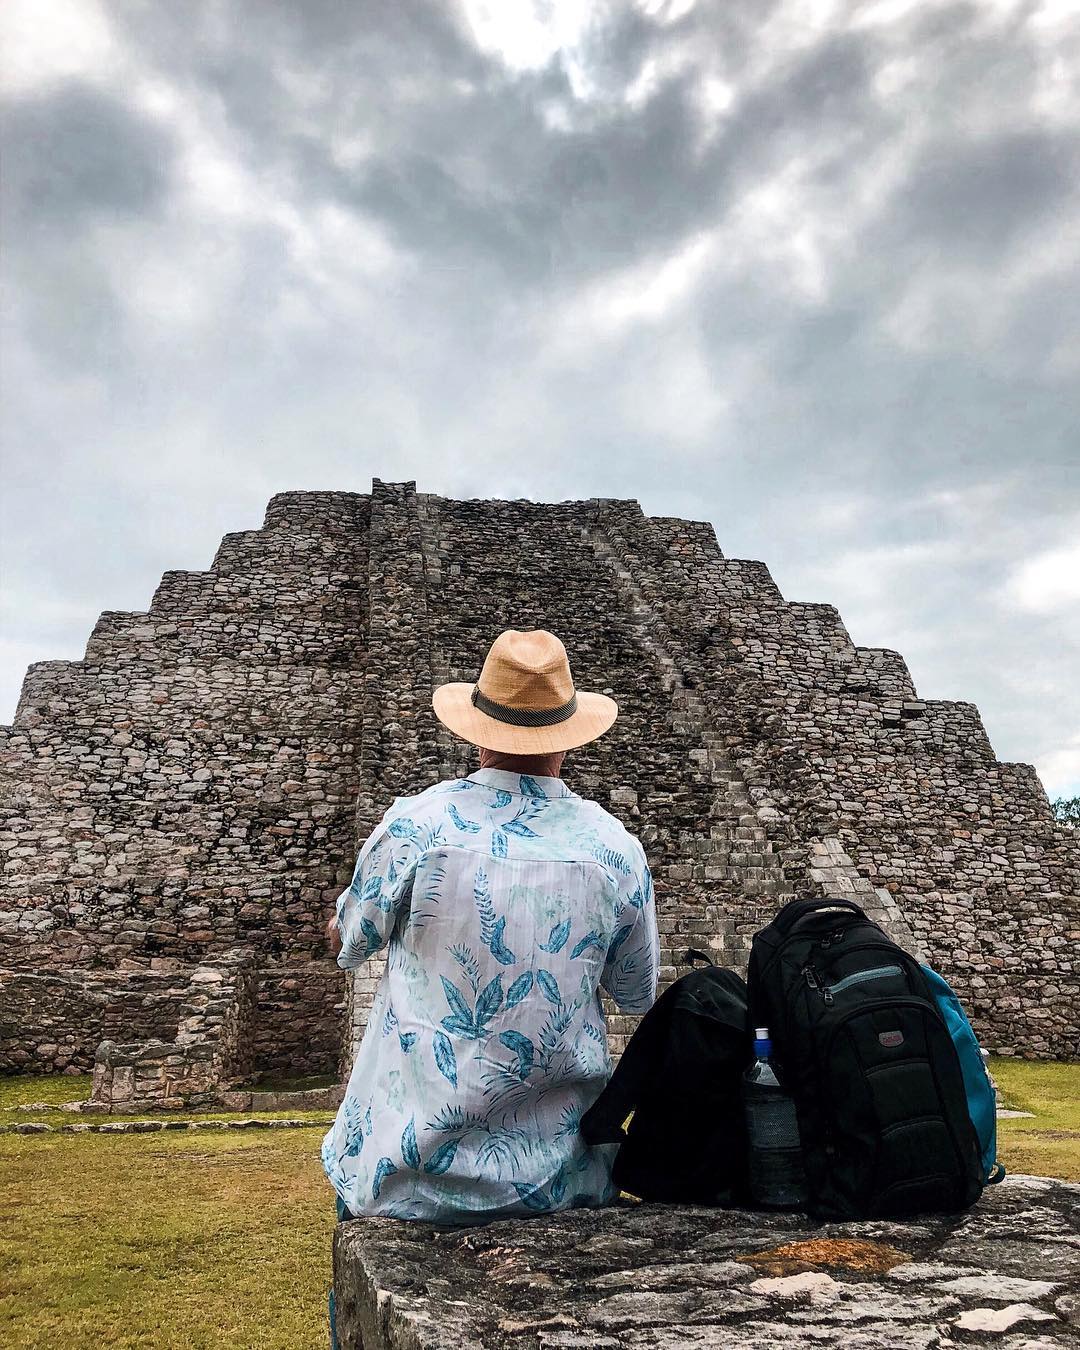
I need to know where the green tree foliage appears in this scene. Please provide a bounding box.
[1050,796,1080,826]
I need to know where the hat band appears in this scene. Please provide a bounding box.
[471,685,578,727]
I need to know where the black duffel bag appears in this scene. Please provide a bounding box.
[581,955,750,1205]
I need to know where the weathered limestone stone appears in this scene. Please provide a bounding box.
[934,1274,1062,1301]
[954,1303,1057,1333]
[1,481,1077,1092]
[748,1271,838,1300]
[332,1177,1080,1349]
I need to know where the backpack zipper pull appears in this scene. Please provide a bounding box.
[804,964,835,1005]
[805,964,834,1005]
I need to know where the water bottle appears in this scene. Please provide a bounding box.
[742,1026,808,1208]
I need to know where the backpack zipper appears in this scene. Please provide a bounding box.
[828,964,904,995]
[804,962,904,1006]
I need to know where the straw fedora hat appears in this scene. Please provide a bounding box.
[432,629,618,754]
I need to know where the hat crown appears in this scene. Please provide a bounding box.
[476,630,575,711]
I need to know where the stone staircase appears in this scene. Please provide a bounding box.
[583,521,795,1037]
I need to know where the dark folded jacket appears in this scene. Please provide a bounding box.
[581,963,750,1205]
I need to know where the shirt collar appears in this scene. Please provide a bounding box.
[465,768,576,799]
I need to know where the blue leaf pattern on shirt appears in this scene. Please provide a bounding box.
[570,930,605,959]
[449,943,481,991]
[518,775,546,797]
[372,1157,397,1200]
[592,846,632,875]
[433,1031,458,1088]
[343,1096,365,1158]
[607,953,644,1007]
[411,861,446,931]
[492,789,513,808]
[488,915,516,966]
[401,1119,421,1170]
[474,864,516,963]
[512,1181,552,1211]
[447,803,482,833]
[441,975,473,1028]
[474,865,497,946]
[398,1030,417,1054]
[440,1013,477,1039]
[498,1030,535,1079]
[359,917,382,958]
[491,829,508,858]
[540,919,571,953]
[505,971,533,1008]
[424,1138,461,1175]
[475,974,504,1026]
[536,969,561,1005]
[607,923,634,964]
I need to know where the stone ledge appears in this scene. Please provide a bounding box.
[4,1116,332,1135]
[332,1175,1080,1348]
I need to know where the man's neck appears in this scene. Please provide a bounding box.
[478,748,565,778]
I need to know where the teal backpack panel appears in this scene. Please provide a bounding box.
[921,965,1005,1185]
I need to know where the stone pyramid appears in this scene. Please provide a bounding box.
[1,481,1075,1105]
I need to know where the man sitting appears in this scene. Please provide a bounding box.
[321,628,659,1224]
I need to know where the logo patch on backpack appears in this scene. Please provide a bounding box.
[878,1029,904,1048]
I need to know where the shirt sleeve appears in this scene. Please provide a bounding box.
[600,845,660,1013]
[335,802,424,971]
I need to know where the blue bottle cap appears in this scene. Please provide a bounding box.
[753,1026,771,1058]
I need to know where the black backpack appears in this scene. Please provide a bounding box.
[581,958,750,1204]
[746,897,984,1221]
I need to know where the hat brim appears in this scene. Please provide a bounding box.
[432,683,618,754]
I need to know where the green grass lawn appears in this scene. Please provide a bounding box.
[0,1060,1076,1349]
[989,1056,1080,1182]
[0,1126,334,1350]
[0,1072,92,1118]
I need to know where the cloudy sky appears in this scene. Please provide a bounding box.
[2,0,1078,796]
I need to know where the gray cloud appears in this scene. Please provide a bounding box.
[1,82,178,376]
[884,128,1078,259]
[2,82,176,227]
[1,0,1078,796]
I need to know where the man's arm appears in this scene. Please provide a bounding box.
[331,809,422,971]
[600,854,659,1014]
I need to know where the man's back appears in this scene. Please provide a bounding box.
[321,767,659,1222]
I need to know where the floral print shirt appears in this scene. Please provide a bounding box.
[321,768,659,1223]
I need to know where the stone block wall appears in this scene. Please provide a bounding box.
[0,969,195,1074]
[252,961,344,1078]
[90,950,256,1110]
